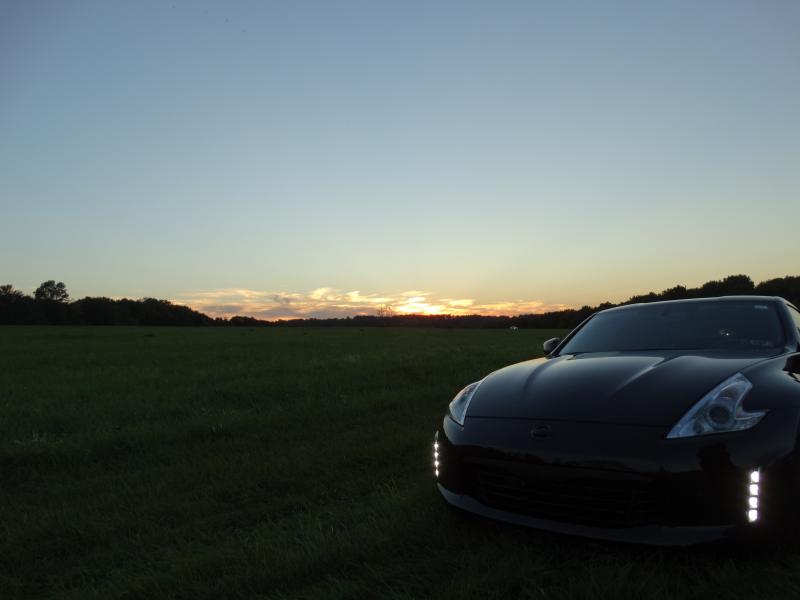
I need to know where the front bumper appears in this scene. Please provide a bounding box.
[434,409,800,545]
[438,485,736,545]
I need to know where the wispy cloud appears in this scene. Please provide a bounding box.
[172,288,570,320]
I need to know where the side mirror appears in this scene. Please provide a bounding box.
[542,337,561,356]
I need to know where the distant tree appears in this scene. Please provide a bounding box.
[1,284,25,298]
[230,315,272,327]
[376,304,394,318]
[0,283,38,324]
[755,276,800,307]
[72,296,124,325]
[625,292,660,305]
[34,280,69,303]
[700,274,754,297]
[659,285,689,300]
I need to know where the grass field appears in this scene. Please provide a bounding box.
[2,326,800,599]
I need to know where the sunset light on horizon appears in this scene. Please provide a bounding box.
[172,286,571,320]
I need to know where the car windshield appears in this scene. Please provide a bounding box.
[560,301,786,353]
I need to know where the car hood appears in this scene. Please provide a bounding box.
[467,350,775,426]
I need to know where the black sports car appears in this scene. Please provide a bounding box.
[434,296,800,545]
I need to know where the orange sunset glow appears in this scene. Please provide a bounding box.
[173,287,570,321]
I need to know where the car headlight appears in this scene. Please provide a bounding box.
[666,373,766,439]
[448,380,483,426]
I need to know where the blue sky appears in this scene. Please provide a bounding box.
[2,1,799,318]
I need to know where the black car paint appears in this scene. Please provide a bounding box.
[466,350,781,425]
[435,296,800,545]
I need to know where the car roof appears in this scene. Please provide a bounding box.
[600,295,790,314]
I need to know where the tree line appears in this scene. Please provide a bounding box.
[0,281,214,326]
[1,274,798,328]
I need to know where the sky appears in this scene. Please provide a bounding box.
[1,1,799,319]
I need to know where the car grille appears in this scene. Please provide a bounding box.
[466,460,663,528]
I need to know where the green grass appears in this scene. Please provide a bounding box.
[2,326,800,599]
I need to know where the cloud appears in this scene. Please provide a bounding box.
[172,287,571,320]
[309,287,335,301]
[444,298,475,308]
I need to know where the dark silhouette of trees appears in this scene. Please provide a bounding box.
[31,280,71,324]
[625,275,756,305]
[376,305,394,318]
[229,315,274,327]
[701,274,755,297]
[34,280,69,303]
[0,275,798,327]
[0,285,213,326]
[0,284,38,325]
[755,276,800,304]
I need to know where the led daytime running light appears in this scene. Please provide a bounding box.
[747,469,760,523]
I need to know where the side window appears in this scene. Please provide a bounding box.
[790,306,800,335]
